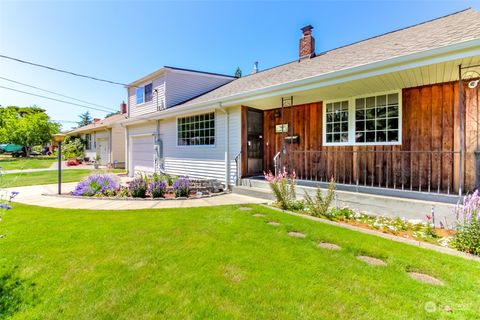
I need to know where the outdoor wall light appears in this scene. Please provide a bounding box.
[468,79,479,89]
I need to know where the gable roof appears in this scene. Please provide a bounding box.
[68,113,127,135]
[177,8,480,107]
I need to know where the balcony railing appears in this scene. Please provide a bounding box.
[274,150,461,195]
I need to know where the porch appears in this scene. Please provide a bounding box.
[236,61,480,199]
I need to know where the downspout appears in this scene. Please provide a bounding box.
[218,102,229,188]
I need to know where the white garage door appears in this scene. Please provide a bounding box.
[131,135,154,175]
[96,138,109,166]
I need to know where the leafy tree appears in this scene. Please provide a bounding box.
[105,110,120,118]
[77,111,92,127]
[0,106,60,152]
[61,136,85,160]
[235,67,242,78]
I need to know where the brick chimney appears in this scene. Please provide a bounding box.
[120,101,127,114]
[299,25,315,60]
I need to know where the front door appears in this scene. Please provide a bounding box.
[247,109,264,176]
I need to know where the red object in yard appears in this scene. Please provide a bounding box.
[66,159,80,166]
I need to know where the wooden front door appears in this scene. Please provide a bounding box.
[246,108,264,176]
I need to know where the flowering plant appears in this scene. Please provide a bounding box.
[173,177,190,198]
[264,168,299,210]
[149,180,167,198]
[452,190,480,255]
[72,174,118,196]
[128,177,148,198]
[0,189,18,238]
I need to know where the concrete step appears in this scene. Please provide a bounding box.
[234,178,459,226]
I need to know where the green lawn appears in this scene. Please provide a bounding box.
[0,203,478,319]
[0,156,56,171]
[0,169,125,187]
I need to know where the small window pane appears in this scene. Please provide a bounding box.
[366,120,375,131]
[326,123,332,133]
[326,134,333,143]
[355,98,365,109]
[356,132,365,143]
[388,93,398,105]
[366,96,375,108]
[356,110,365,120]
[145,83,153,102]
[376,119,386,130]
[136,87,144,105]
[387,106,399,117]
[366,108,375,120]
[356,121,364,131]
[377,95,386,106]
[388,130,399,142]
[341,122,348,132]
[377,130,386,142]
[366,131,375,142]
[326,103,332,112]
[387,118,398,130]
[377,107,386,119]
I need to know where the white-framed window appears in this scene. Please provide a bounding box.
[136,83,153,105]
[323,91,401,146]
[177,112,215,146]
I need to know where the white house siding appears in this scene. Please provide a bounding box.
[164,71,234,108]
[128,76,166,118]
[158,105,241,185]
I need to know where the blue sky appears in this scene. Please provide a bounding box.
[1,0,479,129]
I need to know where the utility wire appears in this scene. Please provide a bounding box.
[0,85,111,113]
[0,76,117,112]
[0,54,135,87]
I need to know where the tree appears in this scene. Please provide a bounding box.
[105,110,120,118]
[77,111,92,127]
[0,106,60,151]
[235,67,242,78]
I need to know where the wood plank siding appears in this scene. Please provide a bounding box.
[247,81,479,194]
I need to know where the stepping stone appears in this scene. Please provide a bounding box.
[252,213,265,217]
[357,255,387,266]
[288,231,306,238]
[267,221,280,226]
[238,206,252,211]
[408,272,444,286]
[318,242,341,250]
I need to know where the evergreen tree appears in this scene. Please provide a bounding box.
[235,67,242,78]
[77,111,92,127]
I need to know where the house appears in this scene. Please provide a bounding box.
[122,8,480,200]
[68,104,128,167]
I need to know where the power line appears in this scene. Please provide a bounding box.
[0,76,117,112]
[0,85,111,113]
[0,54,135,87]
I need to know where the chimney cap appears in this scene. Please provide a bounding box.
[301,25,313,34]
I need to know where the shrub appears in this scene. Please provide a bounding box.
[62,136,85,160]
[173,177,190,198]
[149,180,167,198]
[72,174,118,196]
[304,178,336,218]
[452,191,480,255]
[264,168,298,210]
[128,177,148,198]
[152,172,176,186]
[66,159,79,166]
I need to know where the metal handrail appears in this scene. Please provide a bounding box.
[234,151,242,186]
[273,151,281,176]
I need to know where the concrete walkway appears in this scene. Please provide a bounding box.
[6,182,266,210]
[2,163,103,174]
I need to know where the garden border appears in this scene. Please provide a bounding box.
[43,190,230,201]
[262,204,480,262]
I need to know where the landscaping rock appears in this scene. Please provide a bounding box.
[267,221,280,226]
[408,272,444,286]
[288,231,306,238]
[318,242,341,250]
[357,255,387,266]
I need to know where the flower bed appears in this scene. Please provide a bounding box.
[70,173,225,200]
[264,169,478,255]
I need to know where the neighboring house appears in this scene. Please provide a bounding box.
[68,107,128,167]
[122,8,480,200]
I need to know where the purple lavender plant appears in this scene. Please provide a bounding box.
[72,174,118,197]
[149,180,167,198]
[452,190,480,255]
[128,177,148,198]
[173,177,190,198]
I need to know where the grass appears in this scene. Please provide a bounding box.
[0,169,125,188]
[0,156,56,171]
[0,203,479,319]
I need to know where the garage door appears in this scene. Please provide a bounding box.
[131,135,154,175]
[96,138,109,166]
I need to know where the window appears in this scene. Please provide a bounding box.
[325,100,349,143]
[177,112,215,146]
[135,83,153,105]
[323,91,401,146]
[85,134,91,150]
[355,93,399,143]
